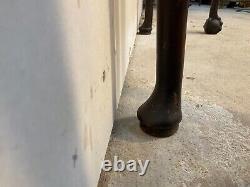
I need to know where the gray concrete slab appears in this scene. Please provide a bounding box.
[99,6,250,187]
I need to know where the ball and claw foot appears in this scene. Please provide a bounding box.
[137,93,182,138]
[204,17,223,34]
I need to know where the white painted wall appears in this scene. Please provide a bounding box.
[137,0,144,28]
[0,0,142,187]
[113,0,143,104]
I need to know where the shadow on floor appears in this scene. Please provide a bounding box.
[187,30,206,35]
[111,116,157,143]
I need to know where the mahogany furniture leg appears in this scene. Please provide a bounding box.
[137,0,189,137]
[204,0,223,34]
[138,0,153,35]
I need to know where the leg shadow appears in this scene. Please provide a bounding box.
[111,116,157,143]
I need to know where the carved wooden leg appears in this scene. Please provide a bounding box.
[137,0,189,137]
[138,0,153,35]
[204,0,223,34]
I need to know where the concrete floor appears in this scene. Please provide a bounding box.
[99,6,250,187]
